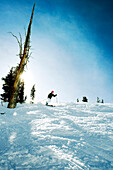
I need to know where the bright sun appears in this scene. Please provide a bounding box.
[20,71,32,83]
[20,70,35,102]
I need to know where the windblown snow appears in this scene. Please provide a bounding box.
[0,102,113,169]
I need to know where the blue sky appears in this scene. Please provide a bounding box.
[0,0,113,103]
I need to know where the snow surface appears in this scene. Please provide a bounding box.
[0,102,113,169]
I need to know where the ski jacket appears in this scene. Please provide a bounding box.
[48,93,57,99]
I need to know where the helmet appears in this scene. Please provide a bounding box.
[51,91,54,93]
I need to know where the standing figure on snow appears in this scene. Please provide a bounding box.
[46,91,57,106]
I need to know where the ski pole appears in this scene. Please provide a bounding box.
[56,97,58,103]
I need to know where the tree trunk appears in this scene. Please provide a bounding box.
[7,3,35,108]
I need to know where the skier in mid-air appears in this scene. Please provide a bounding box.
[46,91,57,106]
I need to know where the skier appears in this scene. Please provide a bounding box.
[46,91,57,106]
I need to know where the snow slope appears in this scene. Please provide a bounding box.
[0,102,113,169]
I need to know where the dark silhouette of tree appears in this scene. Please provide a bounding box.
[82,96,88,102]
[97,97,100,103]
[8,3,35,108]
[30,84,36,103]
[77,98,79,102]
[17,81,26,103]
[1,67,26,104]
[101,99,104,103]
[1,67,15,102]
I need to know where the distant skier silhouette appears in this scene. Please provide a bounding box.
[46,91,57,106]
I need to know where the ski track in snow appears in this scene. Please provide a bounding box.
[0,102,113,169]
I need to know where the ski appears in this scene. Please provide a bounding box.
[46,103,55,107]
[0,112,5,115]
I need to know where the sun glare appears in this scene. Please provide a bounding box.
[20,70,35,102]
[20,71,30,82]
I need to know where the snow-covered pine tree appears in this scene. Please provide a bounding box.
[30,85,36,103]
